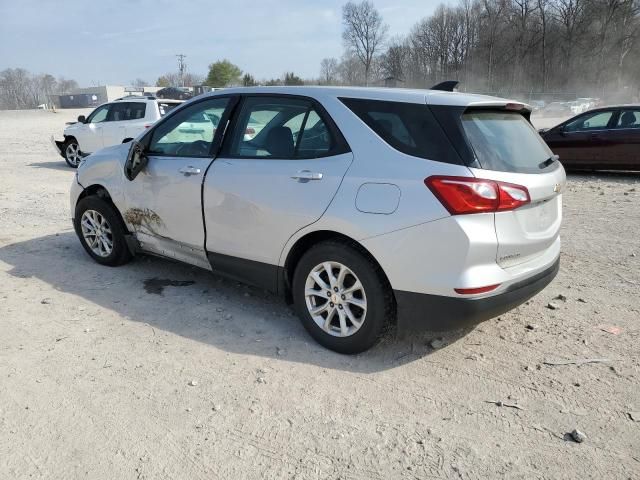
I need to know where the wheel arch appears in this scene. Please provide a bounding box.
[76,184,129,233]
[281,230,395,311]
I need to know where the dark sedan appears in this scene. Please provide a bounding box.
[539,105,640,170]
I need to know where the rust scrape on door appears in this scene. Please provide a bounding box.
[124,208,164,236]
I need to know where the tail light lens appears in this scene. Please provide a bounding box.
[425,176,530,215]
[455,284,500,295]
[245,127,256,136]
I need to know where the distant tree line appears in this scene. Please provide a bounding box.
[0,68,79,109]
[321,0,640,100]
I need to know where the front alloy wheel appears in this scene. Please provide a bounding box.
[64,141,81,167]
[80,209,113,258]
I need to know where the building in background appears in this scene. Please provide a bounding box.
[56,85,164,108]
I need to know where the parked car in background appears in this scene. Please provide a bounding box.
[530,100,546,112]
[539,105,640,170]
[568,101,586,115]
[156,87,193,100]
[70,86,564,353]
[542,102,572,117]
[53,96,183,167]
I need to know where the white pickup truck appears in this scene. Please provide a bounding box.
[52,96,182,167]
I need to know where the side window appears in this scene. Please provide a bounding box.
[615,110,640,129]
[108,102,147,121]
[340,97,453,162]
[107,103,127,121]
[564,111,613,132]
[147,97,229,157]
[128,102,147,120]
[87,104,109,123]
[226,96,333,159]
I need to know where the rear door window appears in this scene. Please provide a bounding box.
[107,102,147,121]
[340,98,458,164]
[615,110,640,129]
[226,96,335,159]
[461,111,555,173]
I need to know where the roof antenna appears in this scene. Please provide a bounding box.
[430,80,459,92]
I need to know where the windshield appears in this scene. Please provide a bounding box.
[461,111,555,173]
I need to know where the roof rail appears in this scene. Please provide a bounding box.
[114,95,156,101]
[430,81,459,92]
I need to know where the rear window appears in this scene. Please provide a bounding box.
[340,98,461,164]
[461,111,554,173]
[158,102,180,117]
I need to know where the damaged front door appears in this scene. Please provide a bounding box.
[122,97,232,269]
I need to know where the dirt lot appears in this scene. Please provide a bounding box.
[0,109,638,479]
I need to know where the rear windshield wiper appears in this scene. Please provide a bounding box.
[539,154,559,169]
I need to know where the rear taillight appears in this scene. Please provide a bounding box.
[245,127,256,136]
[425,176,530,215]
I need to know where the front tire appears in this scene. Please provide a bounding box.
[63,138,81,168]
[292,240,394,354]
[74,196,132,266]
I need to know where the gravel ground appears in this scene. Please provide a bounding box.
[0,109,638,479]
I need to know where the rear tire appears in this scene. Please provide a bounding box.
[63,138,81,168]
[74,196,132,266]
[292,240,393,354]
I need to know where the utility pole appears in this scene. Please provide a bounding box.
[176,54,187,87]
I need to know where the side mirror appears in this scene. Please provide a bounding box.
[124,141,148,181]
[77,115,86,123]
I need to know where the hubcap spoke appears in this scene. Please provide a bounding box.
[323,262,337,287]
[346,297,366,310]
[310,271,330,291]
[342,281,362,295]
[344,304,362,327]
[337,309,348,336]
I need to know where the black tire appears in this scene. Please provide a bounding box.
[292,240,394,354]
[63,138,81,168]
[74,196,132,267]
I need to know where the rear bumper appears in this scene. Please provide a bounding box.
[394,257,559,332]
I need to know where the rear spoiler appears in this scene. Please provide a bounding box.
[431,80,459,92]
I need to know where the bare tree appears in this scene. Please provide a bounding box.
[342,1,388,85]
[320,57,339,85]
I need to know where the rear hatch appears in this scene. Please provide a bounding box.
[453,108,565,268]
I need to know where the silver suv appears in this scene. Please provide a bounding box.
[70,87,565,353]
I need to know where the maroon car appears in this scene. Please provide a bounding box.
[539,105,640,171]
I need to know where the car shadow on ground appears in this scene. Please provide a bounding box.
[0,232,475,373]
[28,161,73,172]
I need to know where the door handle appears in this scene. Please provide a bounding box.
[179,166,201,176]
[291,170,323,182]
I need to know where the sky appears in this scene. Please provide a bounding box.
[0,0,441,87]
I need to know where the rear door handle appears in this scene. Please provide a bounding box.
[291,170,323,182]
[179,166,201,176]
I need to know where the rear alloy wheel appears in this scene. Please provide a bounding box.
[293,241,393,354]
[64,139,81,168]
[304,261,367,338]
